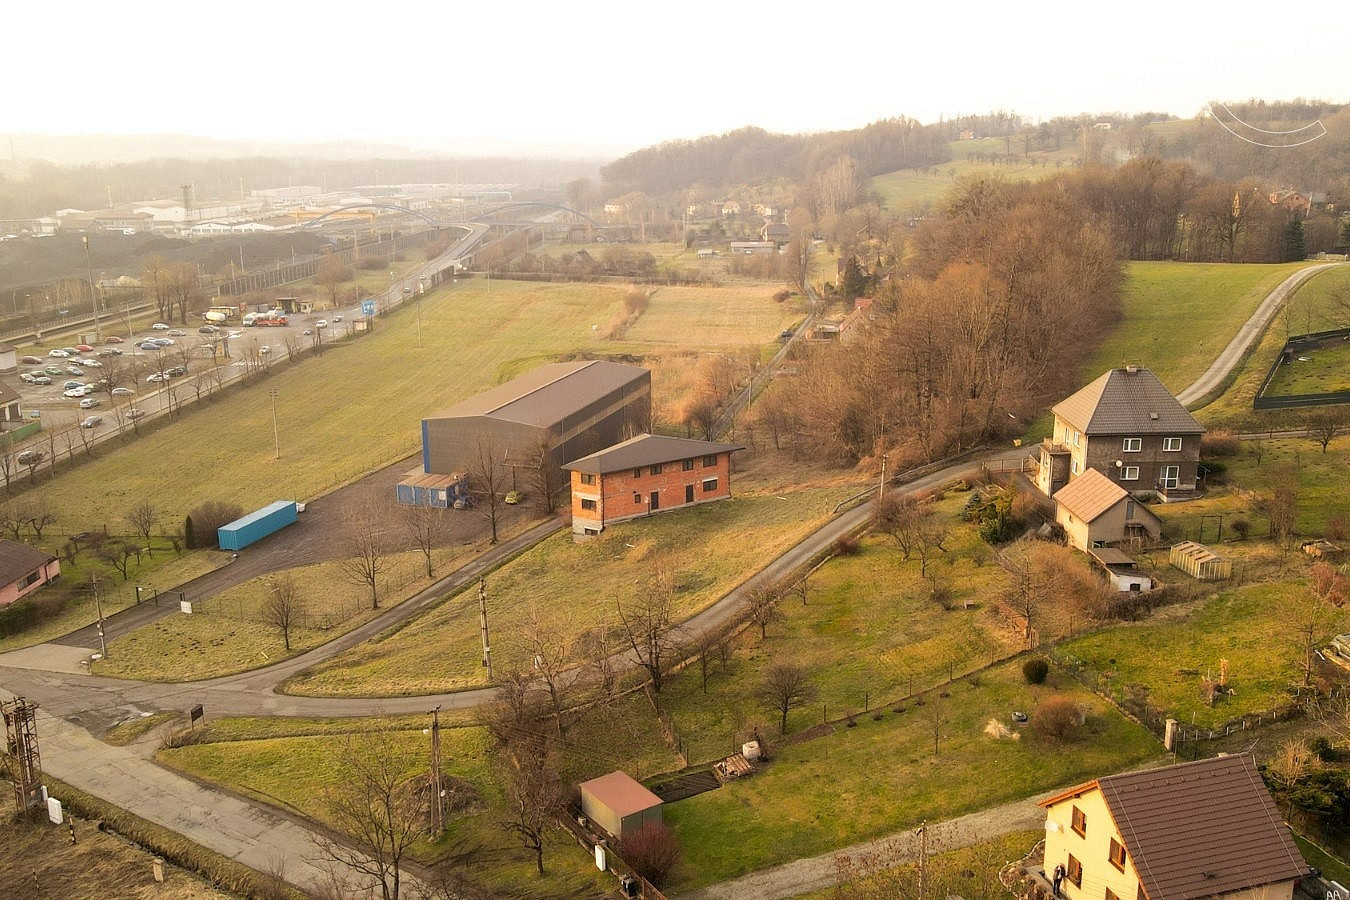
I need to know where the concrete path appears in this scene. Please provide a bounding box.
[677,788,1051,900]
[1176,261,1344,408]
[5,688,401,899]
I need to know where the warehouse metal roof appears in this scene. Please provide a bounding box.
[426,360,648,428]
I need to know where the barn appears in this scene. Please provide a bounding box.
[416,360,651,499]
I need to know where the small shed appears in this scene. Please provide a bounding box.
[1169,541,1231,581]
[395,468,467,508]
[1090,547,1153,592]
[579,771,663,839]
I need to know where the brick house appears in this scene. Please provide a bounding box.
[0,540,60,607]
[563,434,743,538]
[1035,753,1307,900]
[1034,366,1204,501]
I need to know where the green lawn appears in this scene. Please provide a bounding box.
[1265,341,1350,395]
[282,484,848,697]
[662,660,1160,891]
[158,718,611,897]
[21,277,790,532]
[870,139,1071,214]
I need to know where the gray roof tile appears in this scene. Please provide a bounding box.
[1054,367,1204,436]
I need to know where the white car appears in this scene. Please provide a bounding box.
[146,372,169,384]
[48,349,70,358]
[168,329,187,337]
[315,319,328,329]
[111,387,135,397]
[259,345,271,355]
[80,358,103,368]
[79,397,101,409]
[152,322,170,330]
[63,387,89,398]
[332,314,343,323]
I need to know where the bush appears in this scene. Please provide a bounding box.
[1022,657,1050,685]
[1200,431,1240,458]
[620,823,681,887]
[184,500,245,549]
[1231,518,1251,540]
[1033,695,1083,741]
[356,254,388,271]
[833,533,861,556]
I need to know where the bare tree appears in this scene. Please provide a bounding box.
[525,437,559,515]
[0,502,25,540]
[617,566,680,693]
[20,499,55,540]
[1306,408,1348,454]
[127,499,156,552]
[759,661,816,734]
[97,540,138,580]
[316,253,352,308]
[338,499,390,609]
[924,693,946,755]
[692,626,729,694]
[314,725,424,900]
[519,604,573,736]
[576,623,620,702]
[261,574,304,652]
[1268,465,1300,544]
[400,502,445,580]
[497,743,565,876]
[746,583,785,640]
[1292,583,1341,686]
[468,435,506,545]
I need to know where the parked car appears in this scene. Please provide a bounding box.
[332,314,344,323]
[61,348,81,356]
[111,387,135,397]
[16,450,41,465]
[152,322,170,330]
[165,365,187,377]
[18,373,35,384]
[21,355,42,365]
[198,325,219,334]
[303,329,312,336]
[97,347,123,357]
[315,319,328,329]
[145,372,169,383]
[61,380,83,390]
[48,349,70,358]
[153,338,174,346]
[79,398,101,410]
[43,364,63,375]
[80,358,102,368]
[138,341,160,350]
[259,346,271,355]
[125,408,146,420]
[62,387,88,398]
[504,490,523,505]
[75,344,94,353]
[65,366,85,376]
[81,415,103,428]
[29,376,51,385]
[104,335,125,344]
[167,329,186,337]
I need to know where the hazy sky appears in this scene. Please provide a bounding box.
[11,0,1346,156]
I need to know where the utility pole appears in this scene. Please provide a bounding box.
[428,706,444,835]
[916,821,928,900]
[478,577,492,680]
[92,573,107,660]
[2,697,43,816]
[83,235,101,341]
[269,388,280,460]
[879,452,889,500]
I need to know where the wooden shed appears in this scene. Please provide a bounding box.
[579,771,663,839]
[1169,541,1232,581]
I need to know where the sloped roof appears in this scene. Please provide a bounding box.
[563,433,743,475]
[579,771,662,818]
[1098,754,1306,899]
[1053,367,1204,436]
[0,540,56,586]
[1052,468,1128,522]
[427,360,648,429]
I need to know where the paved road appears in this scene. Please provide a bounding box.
[1176,261,1344,408]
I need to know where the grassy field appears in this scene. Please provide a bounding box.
[1265,341,1350,395]
[158,717,612,897]
[91,545,476,681]
[22,277,790,531]
[870,139,1071,214]
[282,481,849,696]
[661,660,1160,891]
[0,538,228,653]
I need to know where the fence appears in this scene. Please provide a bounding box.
[214,228,440,297]
[1253,326,1350,410]
[555,810,668,900]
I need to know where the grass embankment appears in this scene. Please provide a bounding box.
[29,278,791,531]
[1197,263,1350,423]
[663,660,1159,891]
[91,545,475,681]
[283,482,847,696]
[157,716,611,898]
[0,539,227,653]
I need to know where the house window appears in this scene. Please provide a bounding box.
[580,498,597,512]
[1071,460,1080,475]
[1160,465,1179,489]
[633,468,642,479]
[19,571,40,588]
[649,464,663,475]
[633,492,642,504]
[1067,854,1083,887]
[703,454,718,467]
[682,459,695,471]
[579,473,596,486]
[1109,837,1127,871]
[1163,437,1182,452]
[1071,806,1086,837]
[702,477,718,493]
[1122,438,1141,452]
[1122,466,1139,481]
[1125,499,1136,520]
[1073,430,1081,447]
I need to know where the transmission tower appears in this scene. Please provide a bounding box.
[2,696,43,816]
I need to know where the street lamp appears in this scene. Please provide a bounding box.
[83,235,102,341]
[269,388,280,460]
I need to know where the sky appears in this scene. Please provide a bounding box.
[9,0,1348,158]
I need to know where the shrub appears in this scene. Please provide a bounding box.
[1231,518,1251,540]
[356,255,388,271]
[1032,695,1083,742]
[184,501,245,549]
[833,533,861,556]
[1200,431,1240,458]
[1022,658,1050,685]
[1327,512,1348,542]
[772,289,791,302]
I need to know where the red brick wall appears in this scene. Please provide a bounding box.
[570,451,733,533]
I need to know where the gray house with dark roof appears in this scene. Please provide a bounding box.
[419,360,651,500]
[1037,753,1308,900]
[1034,366,1205,501]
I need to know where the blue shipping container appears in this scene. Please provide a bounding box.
[217,500,298,551]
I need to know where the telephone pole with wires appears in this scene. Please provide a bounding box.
[2,697,43,817]
[478,577,492,680]
[427,706,444,834]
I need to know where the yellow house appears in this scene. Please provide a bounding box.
[1053,468,1161,553]
[1038,754,1307,900]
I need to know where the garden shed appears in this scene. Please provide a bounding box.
[1169,541,1231,581]
[579,771,663,839]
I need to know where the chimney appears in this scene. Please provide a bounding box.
[1124,364,1140,374]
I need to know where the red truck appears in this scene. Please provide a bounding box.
[255,313,288,327]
